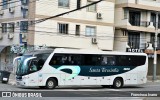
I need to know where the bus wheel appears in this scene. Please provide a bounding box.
[113,78,123,89]
[46,78,57,89]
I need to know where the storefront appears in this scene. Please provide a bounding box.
[145,49,160,75]
[126,47,160,76]
[0,46,16,72]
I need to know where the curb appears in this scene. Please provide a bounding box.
[147,80,160,83]
[8,79,16,86]
[7,80,160,86]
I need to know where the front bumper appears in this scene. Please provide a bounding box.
[16,80,27,86]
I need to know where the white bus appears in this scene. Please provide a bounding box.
[14,48,148,89]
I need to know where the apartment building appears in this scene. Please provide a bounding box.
[0,0,29,71]
[0,0,115,71]
[114,0,160,75]
[27,0,115,50]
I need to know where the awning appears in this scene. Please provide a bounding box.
[145,49,160,54]
[0,46,7,53]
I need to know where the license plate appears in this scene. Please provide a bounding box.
[3,78,8,81]
[17,82,20,85]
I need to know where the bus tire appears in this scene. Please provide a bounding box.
[113,78,123,89]
[46,78,57,89]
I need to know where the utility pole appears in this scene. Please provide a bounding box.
[153,12,158,81]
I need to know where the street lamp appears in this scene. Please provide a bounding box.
[153,12,159,81]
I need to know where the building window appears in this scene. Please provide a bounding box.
[124,8,128,19]
[87,0,96,12]
[2,0,8,9]
[2,23,7,33]
[58,23,68,34]
[58,0,69,8]
[8,23,15,33]
[151,13,160,28]
[151,34,160,49]
[85,26,96,36]
[21,0,29,5]
[129,10,141,26]
[75,25,80,36]
[77,0,81,9]
[128,32,140,49]
[20,21,28,32]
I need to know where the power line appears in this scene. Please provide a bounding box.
[1,28,150,41]
[0,0,126,42]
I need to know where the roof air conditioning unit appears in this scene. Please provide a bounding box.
[92,37,97,44]
[97,13,102,19]
[9,8,15,13]
[8,33,14,39]
[0,10,4,15]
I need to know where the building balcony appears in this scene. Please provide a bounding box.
[115,19,159,33]
[137,0,160,8]
[116,0,160,11]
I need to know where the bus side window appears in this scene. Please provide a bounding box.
[101,56,115,66]
[101,56,108,65]
[61,56,68,64]
[49,54,62,65]
[37,59,45,70]
[29,60,38,72]
[66,54,82,65]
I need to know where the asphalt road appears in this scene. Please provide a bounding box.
[0,81,160,100]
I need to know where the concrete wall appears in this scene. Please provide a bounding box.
[113,29,128,52]
[34,20,114,50]
[35,0,115,23]
[30,0,115,50]
[116,0,160,8]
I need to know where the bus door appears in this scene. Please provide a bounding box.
[27,58,39,86]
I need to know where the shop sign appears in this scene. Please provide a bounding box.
[126,48,144,53]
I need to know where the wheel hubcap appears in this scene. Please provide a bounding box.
[116,80,121,87]
[48,81,54,87]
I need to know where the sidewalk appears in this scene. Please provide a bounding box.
[147,76,160,82]
[7,74,160,86]
[8,73,16,86]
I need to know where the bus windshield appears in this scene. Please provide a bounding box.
[16,55,32,76]
[16,53,51,76]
